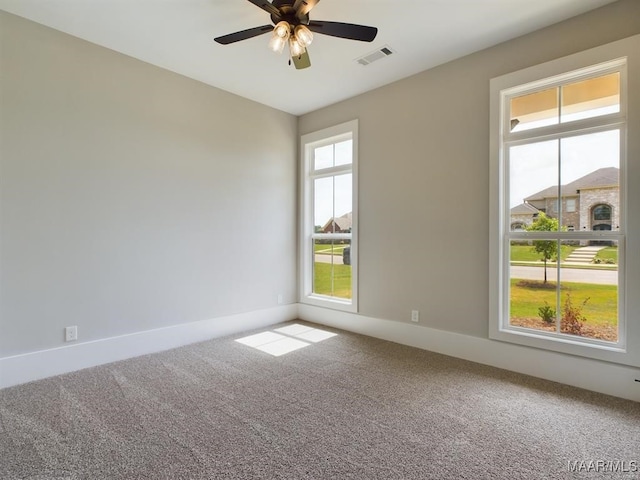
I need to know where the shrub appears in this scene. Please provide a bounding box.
[538,302,556,324]
[561,293,590,335]
[594,257,616,265]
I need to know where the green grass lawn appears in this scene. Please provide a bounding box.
[594,246,618,263]
[510,244,579,263]
[314,262,351,299]
[510,278,617,326]
[314,243,349,255]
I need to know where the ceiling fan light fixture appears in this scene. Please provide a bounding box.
[289,36,305,57]
[273,21,291,39]
[269,33,287,53]
[215,1,379,70]
[294,25,313,47]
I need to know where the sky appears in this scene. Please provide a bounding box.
[509,106,620,208]
[509,129,619,207]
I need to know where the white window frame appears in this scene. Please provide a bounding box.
[490,35,640,366]
[300,120,358,312]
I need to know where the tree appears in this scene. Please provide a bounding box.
[525,213,560,284]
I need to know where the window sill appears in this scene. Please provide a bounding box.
[489,323,630,364]
[301,294,357,313]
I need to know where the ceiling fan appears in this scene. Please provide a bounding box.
[214,0,378,69]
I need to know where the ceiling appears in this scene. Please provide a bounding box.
[0,0,618,116]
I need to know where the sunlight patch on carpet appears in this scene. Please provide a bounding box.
[274,324,338,343]
[235,332,309,356]
[235,324,338,356]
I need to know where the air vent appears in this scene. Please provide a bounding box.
[356,45,395,66]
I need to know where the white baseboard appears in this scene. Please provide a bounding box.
[0,304,298,389]
[298,304,640,402]
[4,303,639,402]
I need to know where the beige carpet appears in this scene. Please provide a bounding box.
[1,321,638,479]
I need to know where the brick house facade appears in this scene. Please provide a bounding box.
[321,212,352,233]
[510,167,619,233]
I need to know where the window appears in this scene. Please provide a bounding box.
[300,121,358,311]
[489,39,638,363]
[593,204,612,221]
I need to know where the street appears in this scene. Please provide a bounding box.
[315,254,344,265]
[510,265,617,285]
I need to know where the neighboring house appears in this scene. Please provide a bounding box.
[510,167,619,232]
[321,212,352,233]
[510,202,540,231]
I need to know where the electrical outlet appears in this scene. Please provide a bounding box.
[411,310,419,323]
[65,325,78,342]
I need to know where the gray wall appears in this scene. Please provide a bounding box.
[3,0,640,359]
[298,0,640,338]
[0,12,298,356]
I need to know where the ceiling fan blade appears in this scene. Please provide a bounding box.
[214,25,273,45]
[293,0,319,18]
[308,21,378,42]
[292,50,311,69]
[246,0,281,18]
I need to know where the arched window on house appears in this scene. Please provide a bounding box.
[593,204,612,221]
[592,204,613,242]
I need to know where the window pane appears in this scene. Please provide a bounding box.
[509,139,558,231]
[509,238,619,342]
[510,87,558,132]
[334,173,352,227]
[560,129,619,231]
[314,176,334,230]
[561,72,620,123]
[558,240,618,342]
[314,144,334,170]
[334,140,353,167]
[313,239,352,299]
[314,174,352,233]
[314,140,353,170]
[509,239,559,332]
